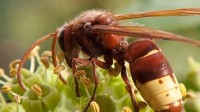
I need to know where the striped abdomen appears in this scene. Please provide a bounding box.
[124,39,183,112]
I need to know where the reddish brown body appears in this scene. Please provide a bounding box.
[58,11,127,67]
[17,8,200,112]
[124,39,172,84]
[124,39,183,111]
[57,11,184,112]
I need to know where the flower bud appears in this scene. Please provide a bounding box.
[53,65,65,74]
[122,106,132,112]
[1,85,11,93]
[74,70,86,78]
[9,68,17,77]
[90,101,100,112]
[31,84,42,96]
[9,59,21,69]
[40,57,50,68]
[81,76,91,88]
[0,68,5,76]
[179,83,187,97]
[57,51,65,62]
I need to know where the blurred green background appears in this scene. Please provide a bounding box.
[0,0,200,82]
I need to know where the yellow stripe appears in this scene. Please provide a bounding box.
[137,74,179,100]
[149,87,182,110]
[136,75,182,111]
[136,49,160,61]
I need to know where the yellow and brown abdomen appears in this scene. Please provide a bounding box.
[135,68,183,111]
[124,39,183,112]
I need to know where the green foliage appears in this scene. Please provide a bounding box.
[183,57,200,112]
[0,48,153,112]
[0,49,200,112]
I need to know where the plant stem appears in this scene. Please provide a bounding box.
[2,74,12,82]
[0,80,6,85]
[44,67,47,84]
[0,92,6,105]
[16,103,19,112]
[30,56,35,73]
[116,94,129,105]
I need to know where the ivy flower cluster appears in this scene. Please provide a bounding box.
[0,46,199,112]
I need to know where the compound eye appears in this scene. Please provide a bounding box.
[58,28,65,51]
[58,28,65,38]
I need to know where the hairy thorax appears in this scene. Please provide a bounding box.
[64,10,127,57]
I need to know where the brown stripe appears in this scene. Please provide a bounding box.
[124,39,160,63]
[130,52,173,84]
[159,100,184,112]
